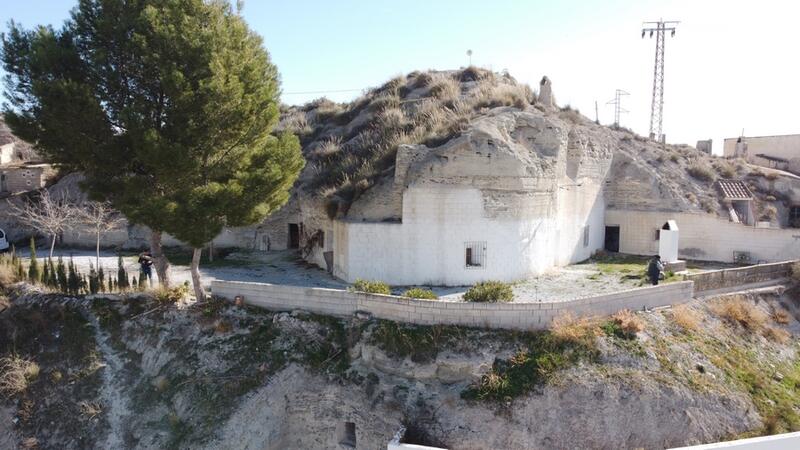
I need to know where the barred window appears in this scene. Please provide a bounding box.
[465,241,487,269]
[583,226,590,247]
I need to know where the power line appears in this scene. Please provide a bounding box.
[642,19,679,143]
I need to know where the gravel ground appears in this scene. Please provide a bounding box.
[15,246,729,303]
[15,247,347,290]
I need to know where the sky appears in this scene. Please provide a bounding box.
[1,0,798,154]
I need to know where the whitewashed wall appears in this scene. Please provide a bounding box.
[606,209,800,263]
[333,181,605,286]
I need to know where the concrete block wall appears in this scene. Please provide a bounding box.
[211,280,694,331]
[606,209,800,263]
[686,260,795,293]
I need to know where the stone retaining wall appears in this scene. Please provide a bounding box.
[211,280,694,330]
[686,260,796,293]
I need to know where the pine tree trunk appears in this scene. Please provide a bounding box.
[190,247,205,301]
[50,234,56,258]
[149,230,171,287]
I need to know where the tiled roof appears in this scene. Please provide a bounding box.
[716,180,753,200]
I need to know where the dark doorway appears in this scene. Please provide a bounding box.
[288,223,300,249]
[604,226,620,253]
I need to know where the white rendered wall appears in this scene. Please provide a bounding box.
[723,135,800,160]
[606,209,800,263]
[334,182,605,286]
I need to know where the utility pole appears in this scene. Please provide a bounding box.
[466,49,472,66]
[642,19,679,143]
[594,101,599,124]
[606,89,629,128]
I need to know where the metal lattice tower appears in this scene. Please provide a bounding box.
[606,89,629,127]
[642,19,679,142]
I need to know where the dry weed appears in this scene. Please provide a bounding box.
[0,356,40,397]
[670,304,701,332]
[0,264,17,288]
[78,400,103,419]
[711,295,768,332]
[550,313,599,345]
[610,309,645,335]
[772,308,791,325]
[762,326,791,344]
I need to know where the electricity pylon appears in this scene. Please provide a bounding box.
[642,19,679,142]
[606,89,629,128]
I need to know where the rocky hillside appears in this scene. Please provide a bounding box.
[271,67,800,226]
[2,280,799,449]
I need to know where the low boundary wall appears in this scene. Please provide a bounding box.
[211,280,694,330]
[686,260,796,293]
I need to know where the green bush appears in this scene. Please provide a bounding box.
[687,163,716,182]
[463,281,513,303]
[351,279,391,295]
[402,288,438,300]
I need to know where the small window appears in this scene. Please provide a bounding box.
[337,422,356,448]
[319,231,325,248]
[465,242,487,269]
[582,226,590,247]
[654,228,661,241]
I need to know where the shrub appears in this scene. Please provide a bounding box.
[670,304,701,332]
[369,93,401,113]
[155,282,190,304]
[772,308,791,325]
[607,309,644,338]
[687,163,716,182]
[351,279,391,295]
[411,72,435,88]
[790,262,800,282]
[550,313,599,345]
[760,205,778,221]
[711,295,767,332]
[0,265,16,288]
[716,161,737,178]
[558,105,582,124]
[763,325,791,344]
[403,288,438,300]
[428,76,460,103]
[0,355,40,397]
[458,66,494,82]
[463,281,513,303]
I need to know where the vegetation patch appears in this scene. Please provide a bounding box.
[370,320,463,363]
[351,279,391,295]
[463,281,513,303]
[461,330,598,401]
[402,288,438,300]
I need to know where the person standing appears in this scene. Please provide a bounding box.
[138,251,154,286]
[647,255,664,286]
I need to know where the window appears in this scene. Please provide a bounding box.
[790,206,800,227]
[465,242,487,268]
[319,231,325,248]
[582,226,590,247]
[654,228,661,241]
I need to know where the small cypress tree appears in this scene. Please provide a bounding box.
[88,264,99,295]
[55,257,67,292]
[117,255,129,290]
[48,259,58,289]
[27,237,40,283]
[67,258,79,295]
[42,260,51,288]
[138,272,146,290]
[131,275,138,290]
[98,266,106,292]
[107,274,113,292]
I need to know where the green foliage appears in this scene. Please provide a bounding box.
[2,0,304,299]
[27,237,39,283]
[67,257,80,295]
[402,288,438,300]
[117,255,129,290]
[55,257,67,293]
[156,282,190,305]
[370,320,462,363]
[351,279,391,295]
[88,264,100,295]
[461,331,598,401]
[463,281,513,303]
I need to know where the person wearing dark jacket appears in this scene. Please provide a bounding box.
[647,255,663,285]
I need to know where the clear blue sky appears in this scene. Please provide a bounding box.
[2,0,798,152]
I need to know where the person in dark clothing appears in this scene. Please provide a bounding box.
[647,255,663,286]
[138,251,154,286]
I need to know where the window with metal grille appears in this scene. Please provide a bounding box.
[465,242,487,268]
[654,228,661,241]
[583,226,590,247]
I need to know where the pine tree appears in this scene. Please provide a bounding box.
[88,264,99,295]
[27,237,39,283]
[1,0,303,300]
[48,259,57,289]
[42,259,50,288]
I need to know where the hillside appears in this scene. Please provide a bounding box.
[270,67,799,226]
[1,281,799,449]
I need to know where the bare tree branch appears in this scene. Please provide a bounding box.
[77,201,126,268]
[7,190,78,258]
